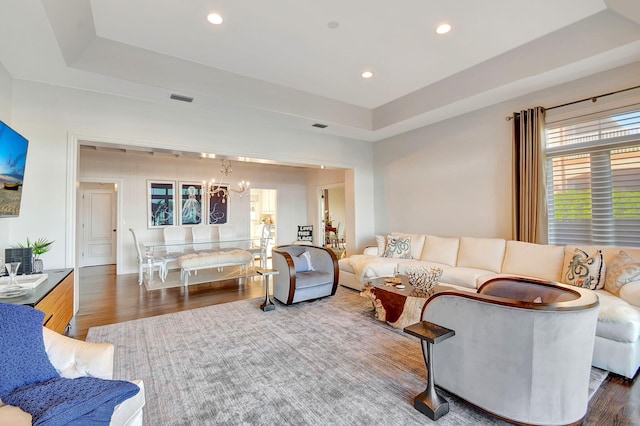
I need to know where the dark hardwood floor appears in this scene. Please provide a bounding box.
[70,265,639,425]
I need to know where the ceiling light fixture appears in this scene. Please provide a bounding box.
[207,12,224,25]
[327,21,339,29]
[436,23,451,35]
[361,71,373,79]
[204,159,249,203]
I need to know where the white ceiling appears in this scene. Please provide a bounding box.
[1,0,640,142]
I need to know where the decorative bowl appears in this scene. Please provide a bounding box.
[405,266,443,292]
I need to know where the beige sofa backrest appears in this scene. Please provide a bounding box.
[456,237,506,272]
[420,235,460,266]
[501,240,565,282]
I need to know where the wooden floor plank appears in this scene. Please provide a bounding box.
[69,265,639,425]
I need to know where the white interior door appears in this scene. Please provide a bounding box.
[80,185,117,266]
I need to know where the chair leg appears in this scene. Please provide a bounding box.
[138,266,143,285]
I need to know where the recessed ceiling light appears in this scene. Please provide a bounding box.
[327,21,339,29]
[361,71,373,79]
[436,23,451,34]
[207,12,223,25]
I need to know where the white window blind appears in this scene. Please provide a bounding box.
[545,104,640,247]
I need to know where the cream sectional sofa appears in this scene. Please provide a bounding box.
[339,233,640,379]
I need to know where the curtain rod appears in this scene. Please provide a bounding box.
[505,84,640,121]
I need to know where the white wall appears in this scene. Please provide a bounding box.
[373,60,640,240]
[0,78,375,271]
[327,186,346,237]
[307,166,374,248]
[0,62,11,122]
[0,63,12,246]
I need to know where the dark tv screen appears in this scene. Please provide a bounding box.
[0,120,29,217]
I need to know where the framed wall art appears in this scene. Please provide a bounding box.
[179,182,204,225]
[147,180,176,228]
[207,184,229,224]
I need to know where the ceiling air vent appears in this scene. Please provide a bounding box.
[312,123,328,128]
[170,94,194,103]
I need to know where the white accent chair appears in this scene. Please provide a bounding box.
[0,327,145,426]
[129,228,165,285]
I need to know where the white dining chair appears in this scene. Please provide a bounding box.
[192,224,216,252]
[163,226,187,276]
[129,228,165,284]
[218,224,239,251]
[247,224,273,269]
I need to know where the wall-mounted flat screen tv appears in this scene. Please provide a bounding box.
[0,120,29,217]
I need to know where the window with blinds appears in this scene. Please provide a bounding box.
[545,106,640,247]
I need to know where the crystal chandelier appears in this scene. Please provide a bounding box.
[204,159,249,203]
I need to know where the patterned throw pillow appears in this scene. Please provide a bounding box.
[605,251,640,296]
[563,248,605,290]
[382,236,412,259]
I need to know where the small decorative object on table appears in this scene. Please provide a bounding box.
[406,266,443,292]
[0,261,28,298]
[11,237,54,274]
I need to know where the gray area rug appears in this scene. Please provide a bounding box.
[87,286,608,425]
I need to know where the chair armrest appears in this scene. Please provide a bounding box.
[271,247,296,304]
[363,246,378,256]
[43,327,114,380]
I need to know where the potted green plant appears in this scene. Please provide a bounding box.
[12,237,54,273]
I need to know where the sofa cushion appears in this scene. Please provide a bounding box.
[390,233,426,260]
[347,254,414,281]
[594,290,640,343]
[562,247,605,290]
[382,235,412,259]
[605,251,640,296]
[456,237,506,273]
[295,271,334,288]
[620,282,640,308]
[0,304,59,398]
[501,241,564,282]
[420,235,460,266]
[443,267,495,289]
[0,404,32,425]
[404,261,490,289]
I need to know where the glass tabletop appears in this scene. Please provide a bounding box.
[142,237,262,255]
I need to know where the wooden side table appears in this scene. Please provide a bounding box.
[256,268,279,311]
[404,321,455,420]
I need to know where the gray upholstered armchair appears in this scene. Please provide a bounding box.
[420,277,600,425]
[271,245,339,305]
